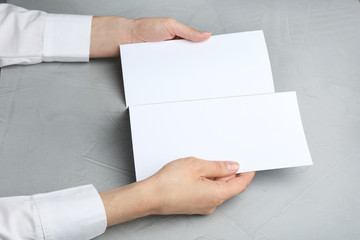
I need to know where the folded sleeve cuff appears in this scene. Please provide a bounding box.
[33,185,107,240]
[43,14,92,62]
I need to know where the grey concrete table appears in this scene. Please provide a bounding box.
[1,0,360,239]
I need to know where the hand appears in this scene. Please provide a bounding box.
[100,157,255,227]
[148,157,255,215]
[90,17,211,58]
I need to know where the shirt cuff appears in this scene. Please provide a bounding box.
[42,14,92,62]
[33,185,107,240]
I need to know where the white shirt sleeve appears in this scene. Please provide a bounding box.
[0,3,92,67]
[0,4,107,239]
[0,184,107,240]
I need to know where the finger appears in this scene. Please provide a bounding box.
[223,171,256,199]
[200,160,239,178]
[168,19,211,42]
[215,174,237,182]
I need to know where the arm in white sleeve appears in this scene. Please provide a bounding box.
[0,185,107,240]
[0,4,92,67]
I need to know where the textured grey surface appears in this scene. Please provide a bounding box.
[2,0,360,239]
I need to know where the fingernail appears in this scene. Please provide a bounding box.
[226,161,239,171]
[201,31,212,36]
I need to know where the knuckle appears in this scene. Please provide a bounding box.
[181,157,201,170]
[212,198,224,206]
[165,17,175,24]
[183,156,197,164]
[215,162,224,175]
[209,191,225,206]
[240,186,247,193]
[203,208,216,215]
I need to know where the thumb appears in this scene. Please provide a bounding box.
[200,160,239,178]
[168,19,211,42]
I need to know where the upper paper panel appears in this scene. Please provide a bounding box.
[120,30,274,107]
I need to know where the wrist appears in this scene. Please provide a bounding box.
[99,179,158,227]
[129,179,159,217]
[90,16,134,58]
[140,176,164,215]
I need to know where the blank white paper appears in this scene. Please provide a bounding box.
[129,92,312,181]
[120,30,274,107]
